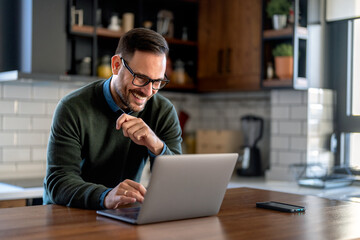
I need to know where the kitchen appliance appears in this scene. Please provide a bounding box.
[237,115,263,176]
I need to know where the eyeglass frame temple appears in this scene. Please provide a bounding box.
[120,57,170,89]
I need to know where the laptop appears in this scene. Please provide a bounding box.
[96,153,238,225]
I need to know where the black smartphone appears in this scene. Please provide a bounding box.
[256,201,306,213]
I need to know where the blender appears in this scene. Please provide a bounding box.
[237,115,263,176]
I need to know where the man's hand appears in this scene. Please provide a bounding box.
[104,179,147,209]
[116,113,164,155]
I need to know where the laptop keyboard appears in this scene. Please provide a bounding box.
[114,207,140,219]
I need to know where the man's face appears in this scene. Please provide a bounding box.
[110,51,167,112]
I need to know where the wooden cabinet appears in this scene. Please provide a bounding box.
[0,199,26,208]
[197,0,262,92]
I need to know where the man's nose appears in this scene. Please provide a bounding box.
[142,82,154,95]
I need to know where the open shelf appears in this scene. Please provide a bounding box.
[96,27,122,38]
[262,78,292,88]
[165,38,197,46]
[263,26,308,39]
[165,82,196,90]
[70,25,94,36]
[70,25,197,46]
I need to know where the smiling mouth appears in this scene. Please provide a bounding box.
[132,91,147,101]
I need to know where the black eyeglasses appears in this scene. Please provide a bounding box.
[121,57,169,90]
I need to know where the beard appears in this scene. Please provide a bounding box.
[118,88,150,113]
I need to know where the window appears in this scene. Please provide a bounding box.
[339,19,360,170]
[349,133,360,169]
[351,19,360,116]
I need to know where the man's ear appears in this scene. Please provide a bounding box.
[111,55,121,75]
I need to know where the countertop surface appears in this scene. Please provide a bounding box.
[0,178,43,201]
[1,175,360,202]
[228,175,360,202]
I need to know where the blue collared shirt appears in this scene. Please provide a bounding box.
[99,77,167,208]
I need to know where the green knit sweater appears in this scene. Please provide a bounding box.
[43,80,182,209]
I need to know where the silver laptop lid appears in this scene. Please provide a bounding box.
[136,153,238,224]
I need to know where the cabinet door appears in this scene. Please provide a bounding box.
[197,0,226,86]
[198,0,262,91]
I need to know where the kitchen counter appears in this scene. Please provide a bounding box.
[0,183,42,201]
[1,175,360,203]
[229,175,360,202]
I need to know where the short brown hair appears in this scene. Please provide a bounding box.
[115,28,169,60]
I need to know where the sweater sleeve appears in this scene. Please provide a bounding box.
[44,100,107,209]
[149,104,182,165]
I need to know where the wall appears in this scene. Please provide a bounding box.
[0,81,271,181]
[0,81,79,180]
[266,89,336,181]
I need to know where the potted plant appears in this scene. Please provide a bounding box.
[266,0,291,30]
[272,43,293,80]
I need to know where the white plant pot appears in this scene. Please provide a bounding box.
[272,15,287,30]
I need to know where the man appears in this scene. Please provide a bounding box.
[43,28,182,209]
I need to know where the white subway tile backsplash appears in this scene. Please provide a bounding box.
[271,106,290,119]
[59,86,78,98]
[18,132,45,146]
[32,147,47,161]
[302,91,308,104]
[271,136,290,149]
[271,121,279,134]
[290,106,307,120]
[265,166,294,181]
[33,85,60,100]
[278,121,302,135]
[270,150,279,165]
[0,163,16,173]
[308,88,319,104]
[278,90,303,104]
[302,121,308,135]
[320,89,334,105]
[3,116,31,130]
[324,106,334,120]
[33,117,52,130]
[18,101,46,115]
[309,104,324,119]
[3,148,31,162]
[278,151,303,166]
[46,102,59,115]
[3,84,32,99]
[308,120,319,135]
[0,132,15,146]
[266,88,335,181]
[270,90,279,104]
[0,100,16,114]
[319,121,334,135]
[290,136,307,151]
[16,162,46,172]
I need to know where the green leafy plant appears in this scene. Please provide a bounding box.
[272,43,293,57]
[266,0,291,18]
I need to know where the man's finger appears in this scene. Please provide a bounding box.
[126,180,147,196]
[116,113,135,130]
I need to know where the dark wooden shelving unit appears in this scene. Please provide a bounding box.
[261,0,308,90]
[67,0,198,91]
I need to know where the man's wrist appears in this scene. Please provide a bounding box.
[148,139,164,156]
[100,188,113,209]
[148,141,167,157]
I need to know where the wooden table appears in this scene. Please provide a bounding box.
[1,187,360,240]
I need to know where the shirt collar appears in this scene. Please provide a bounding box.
[103,76,133,115]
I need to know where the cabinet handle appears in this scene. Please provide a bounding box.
[218,49,223,74]
[226,48,232,73]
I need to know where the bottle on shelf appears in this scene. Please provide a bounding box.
[97,55,112,79]
[266,62,274,79]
